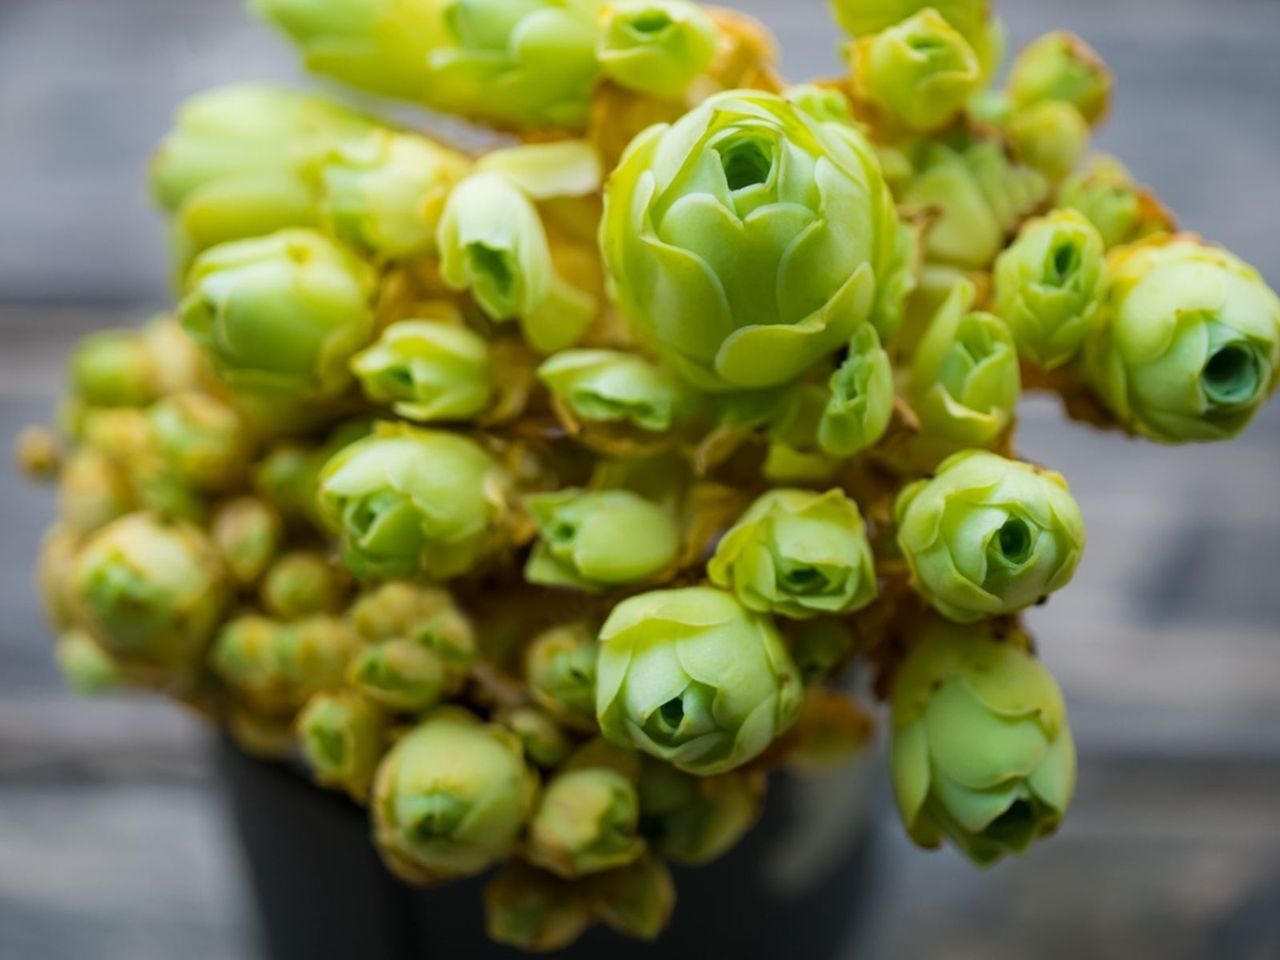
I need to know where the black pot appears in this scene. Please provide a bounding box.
[217,736,883,960]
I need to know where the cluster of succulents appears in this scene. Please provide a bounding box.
[17,0,1280,951]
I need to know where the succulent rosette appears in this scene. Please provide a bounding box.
[297,691,387,800]
[890,621,1076,864]
[597,0,719,99]
[1057,155,1174,250]
[895,451,1086,622]
[538,350,694,433]
[372,708,539,883]
[596,587,802,774]
[254,0,602,129]
[180,228,377,398]
[993,209,1105,369]
[316,425,511,580]
[348,638,451,712]
[637,762,763,864]
[68,329,161,409]
[602,89,911,390]
[1007,32,1111,126]
[829,0,1004,78]
[708,489,877,620]
[148,392,251,493]
[260,550,348,619]
[526,623,600,731]
[817,324,895,458]
[211,497,283,587]
[528,767,646,877]
[211,614,358,714]
[1006,100,1090,182]
[1083,237,1280,443]
[352,320,493,423]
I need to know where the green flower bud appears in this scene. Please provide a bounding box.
[538,350,692,433]
[350,582,477,689]
[212,615,358,713]
[901,140,1049,270]
[485,862,594,953]
[180,229,377,398]
[528,768,645,878]
[849,9,982,133]
[789,619,859,686]
[637,762,763,864]
[526,623,599,731]
[497,706,575,769]
[602,90,911,390]
[1007,100,1089,182]
[73,514,227,677]
[317,131,470,259]
[908,280,1020,449]
[784,83,858,128]
[253,444,313,520]
[818,323,894,458]
[993,209,1104,369]
[597,0,719,99]
[708,489,878,620]
[317,425,510,581]
[55,630,124,696]
[142,315,211,396]
[588,854,675,941]
[1008,32,1111,126]
[351,320,492,423]
[68,330,159,408]
[148,392,251,492]
[1057,155,1174,250]
[297,692,387,800]
[895,451,1086,622]
[830,0,1004,77]
[890,621,1076,864]
[211,497,283,587]
[1084,238,1280,443]
[596,587,802,774]
[348,639,450,713]
[58,450,134,536]
[524,490,679,593]
[372,708,538,883]
[260,551,348,620]
[254,0,601,129]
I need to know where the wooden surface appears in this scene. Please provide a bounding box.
[1,1,1278,958]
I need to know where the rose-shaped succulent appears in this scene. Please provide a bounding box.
[597,0,719,99]
[297,691,387,800]
[527,767,646,878]
[848,8,982,133]
[993,209,1105,369]
[829,0,1004,78]
[349,581,477,684]
[526,623,600,731]
[148,392,251,493]
[895,451,1086,622]
[907,279,1020,451]
[352,320,493,424]
[211,497,283,587]
[596,587,802,774]
[708,489,878,620]
[260,550,348,620]
[348,639,451,713]
[538,350,694,433]
[890,620,1076,864]
[636,761,763,864]
[1008,32,1111,126]
[1007,100,1090,182]
[316,424,511,580]
[180,229,377,398]
[1083,237,1280,443]
[71,513,227,679]
[254,0,603,129]
[817,324,895,458]
[68,330,160,409]
[1057,155,1174,250]
[524,490,679,592]
[484,861,594,953]
[372,707,538,883]
[212,614,359,714]
[602,89,911,390]
[496,706,574,769]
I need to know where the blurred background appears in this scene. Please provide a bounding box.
[1,0,1278,958]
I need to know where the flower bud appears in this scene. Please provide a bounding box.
[317,425,511,581]
[524,490,679,593]
[348,640,450,713]
[55,630,124,696]
[1007,100,1089,182]
[212,615,358,714]
[68,330,159,408]
[895,451,1086,622]
[1008,32,1111,126]
[818,324,894,458]
[709,489,878,620]
[597,0,719,99]
[528,768,645,878]
[180,229,376,398]
[297,691,387,799]
[908,280,1020,450]
[1084,237,1280,443]
[261,550,348,620]
[72,514,227,678]
[848,9,982,133]
[351,581,477,682]
[1057,155,1174,250]
[253,444,313,519]
[538,350,693,433]
[142,315,211,396]
[254,0,601,129]
[588,855,675,941]
[497,706,574,769]
[603,90,910,390]
[351,320,492,423]
[597,587,802,774]
[993,209,1104,369]
[485,862,593,953]
[372,708,538,883]
[890,621,1076,864]
[637,761,763,864]
[526,623,599,731]
[58,450,135,536]
[211,497,283,587]
[830,0,1004,77]
[148,392,251,493]
[784,83,858,127]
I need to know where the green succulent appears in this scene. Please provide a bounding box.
[637,761,762,864]
[68,330,160,408]
[148,392,251,493]
[297,691,388,800]
[528,767,646,878]
[597,0,719,99]
[1008,32,1111,126]
[1057,154,1173,250]
[348,639,451,713]
[526,623,600,731]
[352,320,493,423]
[211,614,358,713]
[829,0,1004,78]
[211,497,283,587]
[1007,100,1090,182]
[538,350,694,433]
[260,550,347,620]
[817,323,894,457]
